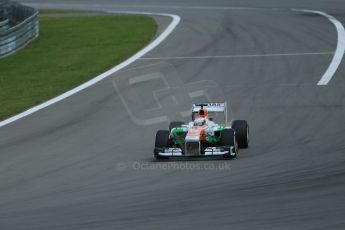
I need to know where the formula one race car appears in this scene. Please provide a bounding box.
[153,102,249,159]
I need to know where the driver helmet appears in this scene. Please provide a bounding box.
[197,106,208,118]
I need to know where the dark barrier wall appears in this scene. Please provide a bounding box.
[0,0,39,58]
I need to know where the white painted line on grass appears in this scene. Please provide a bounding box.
[140,52,334,60]
[293,9,345,85]
[0,11,181,128]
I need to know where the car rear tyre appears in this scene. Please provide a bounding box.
[231,120,249,148]
[154,130,170,159]
[169,121,185,131]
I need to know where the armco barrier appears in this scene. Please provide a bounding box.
[0,0,38,58]
[0,19,9,31]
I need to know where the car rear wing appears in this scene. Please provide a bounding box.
[192,102,228,124]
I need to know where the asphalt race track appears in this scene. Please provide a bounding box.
[1,0,345,229]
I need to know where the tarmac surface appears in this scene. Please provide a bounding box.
[1,0,345,229]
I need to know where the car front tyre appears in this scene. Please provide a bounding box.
[154,130,170,159]
[220,129,237,158]
[231,120,249,148]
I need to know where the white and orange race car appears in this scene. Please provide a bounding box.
[153,102,249,159]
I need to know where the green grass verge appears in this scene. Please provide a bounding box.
[0,14,157,121]
[38,9,97,14]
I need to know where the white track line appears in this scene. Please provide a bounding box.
[1,8,342,128]
[0,11,180,128]
[293,9,345,86]
[140,52,333,60]
[27,3,259,11]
